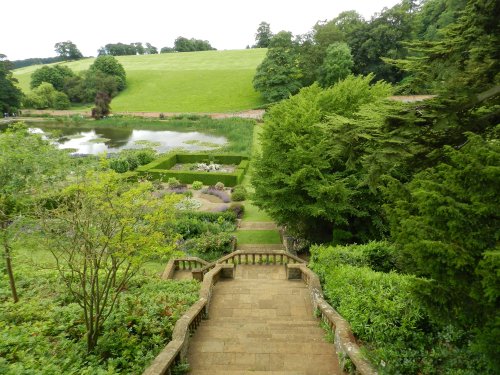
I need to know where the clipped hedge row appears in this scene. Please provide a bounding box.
[310,241,398,273]
[144,169,245,186]
[137,153,249,187]
[316,263,428,374]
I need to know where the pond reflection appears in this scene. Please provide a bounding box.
[28,125,227,155]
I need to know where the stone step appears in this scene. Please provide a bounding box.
[172,270,193,280]
[187,352,338,373]
[238,221,279,230]
[191,329,328,342]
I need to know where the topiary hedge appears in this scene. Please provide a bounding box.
[137,153,249,187]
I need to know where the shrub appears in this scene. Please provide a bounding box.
[201,187,230,203]
[135,149,156,166]
[168,177,181,189]
[109,158,129,173]
[52,91,71,109]
[229,203,244,218]
[191,181,203,190]
[231,185,247,202]
[175,198,201,211]
[310,241,398,274]
[310,257,428,374]
[215,182,225,190]
[183,232,235,260]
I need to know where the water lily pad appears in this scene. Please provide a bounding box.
[134,140,161,147]
[88,137,110,143]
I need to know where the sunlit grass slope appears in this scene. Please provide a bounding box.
[13,49,267,113]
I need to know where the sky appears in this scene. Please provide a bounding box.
[1,0,401,61]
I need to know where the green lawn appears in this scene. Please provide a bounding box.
[242,202,272,221]
[13,49,267,113]
[235,230,281,244]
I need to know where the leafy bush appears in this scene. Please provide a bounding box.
[191,181,203,190]
[183,232,235,260]
[168,177,181,188]
[109,158,129,173]
[214,182,225,190]
[201,187,230,203]
[310,244,494,374]
[175,198,201,211]
[23,82,71,109]
[229,202,245,218]
[310,241,398,274]
[0,260,199,374]
[231,185,247,202]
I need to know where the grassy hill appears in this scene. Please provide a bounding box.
[13,49,267,113]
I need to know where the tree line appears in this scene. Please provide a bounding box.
[252,0,473,103]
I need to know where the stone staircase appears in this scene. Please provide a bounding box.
[186,265,341,374]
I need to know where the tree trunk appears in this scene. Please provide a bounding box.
[2,223,18,303]
[4,234,19,302]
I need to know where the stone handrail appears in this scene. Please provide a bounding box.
[287,263,378,375]
[161,257,210,279]
[192,249,305,281]
[143,263,234,375]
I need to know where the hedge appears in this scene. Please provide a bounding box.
[310,241,398,273]
[137,153,249,186]
[144,169,245,186]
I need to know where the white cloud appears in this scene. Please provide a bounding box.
[2,0,400,60]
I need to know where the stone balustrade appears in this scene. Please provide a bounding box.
[191,249,305,281]
[287,263,378,375]
[161,257,210,279]
[143,263,234,375]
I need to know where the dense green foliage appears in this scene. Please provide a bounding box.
[171,37,216,52]
[385,134,500,361]
[24,82,71,109]
[0,56,22,114]
[253,22,273,48]
[310,243,492,374]
[252,75,393,242]
[25,55,127,109]
[253,31,302,102]
[54,41,83,60]
[0,123,70,302]
[40,172,182,351]
[30,64,75,91]
[89,55,127,91]
[253,1,499,372]
[98,42,158,56]
[0,254,199,374]
[318,42,353,87]
[253,0,482,102]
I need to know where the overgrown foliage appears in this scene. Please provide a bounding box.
[39,172,181,352]
[0,123,69,302]
[0,55,22,115]
[0,254,199,374]
[310,243,492,374]
[252,75,393,242]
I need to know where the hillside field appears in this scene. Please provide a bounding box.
[13,49,267,113]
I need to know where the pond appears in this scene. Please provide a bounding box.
[26,124,227,155]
